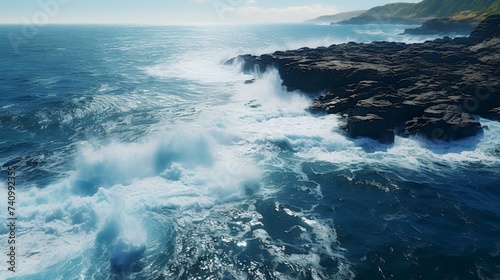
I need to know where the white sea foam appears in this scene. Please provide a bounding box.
[0,124,264,278]
[219,69,500,173]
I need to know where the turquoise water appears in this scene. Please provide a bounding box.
[0,24,499,279]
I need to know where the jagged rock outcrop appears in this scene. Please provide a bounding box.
[228,15,500,143]
[469,14,500,42]
[347,114,395,143]
[404,104,483,141]
[483,107,500,120]
[404,18,477,35]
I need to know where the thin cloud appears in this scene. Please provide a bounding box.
[222,4,340,23]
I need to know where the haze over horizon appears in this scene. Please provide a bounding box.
[1,0,421,25]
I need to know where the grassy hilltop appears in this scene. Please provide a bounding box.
[341,0,500,24]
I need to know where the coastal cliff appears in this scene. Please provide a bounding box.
[229,15,500,143]
[403,18,477,35]
[340,0,499,25]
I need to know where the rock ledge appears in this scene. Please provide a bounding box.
[229,15,500,143]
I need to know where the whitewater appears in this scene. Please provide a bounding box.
[0,24,499,279]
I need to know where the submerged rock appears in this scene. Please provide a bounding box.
[231,15,500,143]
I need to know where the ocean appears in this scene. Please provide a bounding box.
[0,23,499,279]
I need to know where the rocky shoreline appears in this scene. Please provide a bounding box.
[229,15,500,143]
[403,18,477,36]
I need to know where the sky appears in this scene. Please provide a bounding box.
[0,0,422,24]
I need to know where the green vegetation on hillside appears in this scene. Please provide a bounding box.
[343,0,500,24]
[408,0,497,18]
[362,3,418,18]
[484,0,500,15]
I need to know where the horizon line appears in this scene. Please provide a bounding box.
[0,21,319,26]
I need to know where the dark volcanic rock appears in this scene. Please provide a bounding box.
[404,105,483,141]
[469,15,500,44]
[230,15,500,143]
[351,96,427,128]
[482,107,500,121]
[404,18,476,36]
[347,114,395,144]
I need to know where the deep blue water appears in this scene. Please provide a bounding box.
[0,24,499,279]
